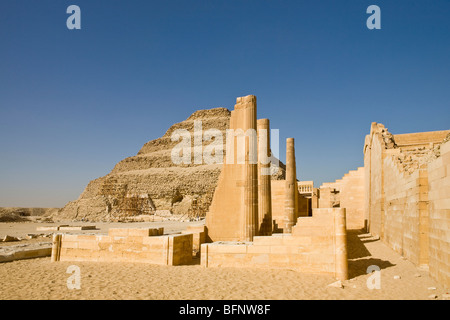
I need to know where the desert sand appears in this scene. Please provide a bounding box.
[0,221,448,300]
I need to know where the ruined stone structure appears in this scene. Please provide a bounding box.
[284,138,298,233]
[202,95,349,280]
[318,122,450,288]
[319,167,365,230]
[56,108,284,222]
[257,119,273,236]
[53,227,195,265]
[201,208,348,280]
[297,181,318,217]
[205,95,259,242]
[51,95,449,288]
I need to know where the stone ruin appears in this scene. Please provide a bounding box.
[201,95,348,280]
[54,107,285,222]
[52,95,349,281]
[51,95,450,288]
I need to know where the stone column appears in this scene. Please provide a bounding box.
[334,208,348,280]
[206,95,258,242]
[284,138,297,233]
[257,118,272,236]
[51,233,62,262]
[242,96,259,242]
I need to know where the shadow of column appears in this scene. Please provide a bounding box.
[347,229,395,279]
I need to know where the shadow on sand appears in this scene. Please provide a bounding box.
[347,229,395,279]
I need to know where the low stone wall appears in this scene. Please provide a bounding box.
[201,208,348,280]
[53,228,193,266]
[0,247,52,263]
[318,167,365,230]
[181,225,207,256]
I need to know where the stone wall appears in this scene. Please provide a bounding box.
[367,125,387,238]
[383,156,429,266]
[363,122,450,288]
[318,167,365,230]
[427,140,450,288]
[181,225,207,256]
[338,168,365,230]
[270,180,285,231]
[201,208,348,280]
[54,228,193,266]
[271,180,304,232]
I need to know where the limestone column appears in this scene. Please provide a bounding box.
[51,233,62,262]
[242,96,259,242]
[284,138,297,233]
[257,118,272,236]
[206,95,258,242]
[334,208,348,280]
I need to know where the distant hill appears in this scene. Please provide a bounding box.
[0,207,59,222]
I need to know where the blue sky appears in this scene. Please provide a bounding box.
[0,0,449,207]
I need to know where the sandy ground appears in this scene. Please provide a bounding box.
[0,221,448,300]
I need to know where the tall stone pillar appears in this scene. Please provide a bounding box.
[284,138,297,233]
[334,208,348,280]
[206,95,258,242]
[257,119,272,236]
[51,233,62,262]
[242,96,259,242]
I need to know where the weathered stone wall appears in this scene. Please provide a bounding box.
[206,96,259,242]
[181,225,207,255]
[338,167,365,230]
[270,180,303,232]
[363,123,450,288]
[201,208,348,280]
[318,167,365,230]
[270,180,285,232]
[383,156,429,266]
[427,140,450,288]
[368,125,386,238]
[318,186,336,208]
[56,228,193,266]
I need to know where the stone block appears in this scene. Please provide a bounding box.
[96,235,112,243]
[200,244,209,267]
[282,235,312,246]
[59,226,96,231]
[270,245,298,254]
[36,226,59,231]
[142,236,166,245]
[292,225,333,236]
[125,236,145,244]
[108,228,129,237]
[62,234,80,242]
[208,243,248,254]
[13,248,52,260]
[112,236,127,244]
[253,236,284,246]
[185,225,206,233]
[76,235,97,241]
[429,165,447,181]
[440,141,450,155]
[247,245,271,254]
[77,241,100,250]
[61,241,79,249]
[434,198,450,210]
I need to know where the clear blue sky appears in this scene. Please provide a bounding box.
[0,0,449,207]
